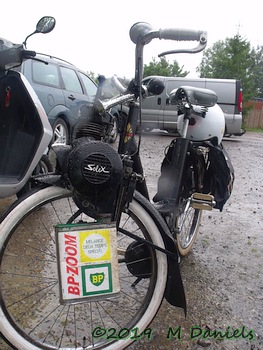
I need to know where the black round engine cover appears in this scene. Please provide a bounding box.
[67,138,123,196]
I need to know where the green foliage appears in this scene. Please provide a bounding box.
[87,71,98,83]
[250,46,263,98]
[198,35,251,80]
[245,127,263,133]
[143,56,189,78]
[197,34,263,117]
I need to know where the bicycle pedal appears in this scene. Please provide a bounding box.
[190,193,216,211]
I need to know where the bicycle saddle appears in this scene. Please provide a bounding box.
[170,85,218,107]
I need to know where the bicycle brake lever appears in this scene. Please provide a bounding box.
[158,40,207,57]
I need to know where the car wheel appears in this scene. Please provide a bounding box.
[36,154,54,173]
[52,118,69,145]
[165,129,178,134]
[108,115,119,143]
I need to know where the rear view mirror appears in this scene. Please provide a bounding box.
[36,16,56,34]
[23,16,56,47]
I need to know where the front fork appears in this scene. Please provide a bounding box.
[113,105,187,312]
[111,102,149,225]
[118,102,149,200]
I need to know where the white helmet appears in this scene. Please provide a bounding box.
[177,103,225,145]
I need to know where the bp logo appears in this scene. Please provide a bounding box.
[90,272,105,286]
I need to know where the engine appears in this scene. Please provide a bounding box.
[67,137,123,218]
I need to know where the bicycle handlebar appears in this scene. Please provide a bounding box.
[22,49,36,59]
[96,22,208,114]
[96,93,135,114]
[158,29,207,55]
[129,22,208,87]
[0,40,36,69]
[158,28,206,43]
[130,22,207,53]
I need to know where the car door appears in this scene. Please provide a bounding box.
[25,59,65,120]
[77,71,97,102]
[59,65,92,129]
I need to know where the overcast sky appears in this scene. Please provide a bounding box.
[1,0,261,79]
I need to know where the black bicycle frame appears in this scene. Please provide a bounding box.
[118,101,150,201]
[118,102,190,207]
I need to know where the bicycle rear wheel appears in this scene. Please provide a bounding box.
[176,199,202,256]
[0,186,167,350]
[175,150,205,257]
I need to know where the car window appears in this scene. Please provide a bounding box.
[60,66,83,94]
[78,72,97,101]
[32,61,60,87]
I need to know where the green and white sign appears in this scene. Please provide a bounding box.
[82,263,112,295]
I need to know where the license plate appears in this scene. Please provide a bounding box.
[55,222,120,304]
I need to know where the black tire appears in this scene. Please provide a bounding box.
[16,155,53,198]
[176,199,202,257]
[165,129,179,135]
[0,186,167,350]
[175,152,205,256]
[52,117,69,145]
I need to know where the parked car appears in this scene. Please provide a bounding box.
[116,76,245,137]
[16,54,119,144]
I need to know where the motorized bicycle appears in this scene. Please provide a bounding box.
[0,16,55,199]
[0,21,234,350]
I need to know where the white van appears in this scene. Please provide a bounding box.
[140,76,244,136]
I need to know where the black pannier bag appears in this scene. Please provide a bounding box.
[153,141,234,212]
[203,143,234,211]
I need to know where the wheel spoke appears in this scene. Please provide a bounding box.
[0,187,167,349]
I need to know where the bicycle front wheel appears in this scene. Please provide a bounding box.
[0,186,167,350]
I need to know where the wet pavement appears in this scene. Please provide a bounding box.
[0,131,262,349]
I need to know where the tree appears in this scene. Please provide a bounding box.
[87,71,98,83]
[197,34,263,114]
[143,56,189,77]
[250,46,263,98]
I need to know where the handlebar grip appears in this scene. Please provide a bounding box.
[21,49,36,59]
[159,28,207,43]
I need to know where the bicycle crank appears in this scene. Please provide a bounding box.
[190,193,216,210]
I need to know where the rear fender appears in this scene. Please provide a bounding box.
[134,191,187,314]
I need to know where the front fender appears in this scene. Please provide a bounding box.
[134,191,187,315]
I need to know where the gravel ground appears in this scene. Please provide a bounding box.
[129,130,263,350]
[0,131,262,350]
